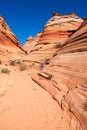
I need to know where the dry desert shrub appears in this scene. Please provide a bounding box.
[0,68,10,74]
[20,63,26,71]
[55,43,61,48]
[16,60,22,65]
[83,101,87,111]
[39,62,45,71]
[46,73,53,80]
[9,60,15,66]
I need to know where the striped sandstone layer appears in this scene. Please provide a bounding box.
[37,13,83,45]
[24,13,83,63]
[32,19,87,130]
[0,15,25,61]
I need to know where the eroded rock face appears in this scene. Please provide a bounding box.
[0,15,25,60]
[25,13,83,63]
[37,13,83,45]
[32,19,87,130]
[24,32,42,53]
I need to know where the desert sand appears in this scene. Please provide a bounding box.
[0,69,69,130]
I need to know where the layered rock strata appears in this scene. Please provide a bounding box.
[0,15,25,60]
[37,13,83,45]
[25,13,83,64]
[24,32,42,53]
[32,19,87,130]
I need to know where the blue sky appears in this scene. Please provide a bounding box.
[0,0,87,44]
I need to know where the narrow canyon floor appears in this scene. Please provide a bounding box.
[0,68,69,130]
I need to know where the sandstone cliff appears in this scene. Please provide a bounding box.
[24,32,42,53]
[0,15,25,61]
[38,13,83,45]
[24,13,83,64]
[32,19,87,130]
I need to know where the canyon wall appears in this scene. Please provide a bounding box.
[0,15,25,61]
[24,13,83,64]
[32,19,87,130]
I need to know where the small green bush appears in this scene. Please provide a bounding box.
[20,64,26,71]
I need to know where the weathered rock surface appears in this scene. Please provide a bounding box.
[0,15,25,61]
[24,32,42,53]
[32,19,87,130]
[37,13,83,45]
[24,13,83,64]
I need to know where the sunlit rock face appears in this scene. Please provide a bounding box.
[24,32,42,53]
[25,13,83,63]
[37,13,83,45]
[32,19,87,130]
[0,15,25,60]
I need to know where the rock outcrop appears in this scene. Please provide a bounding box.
[0,15,25,61]
[24,32,42,53]
[24,13,83,64]
[38,13,83,45]
[32,19,87,130]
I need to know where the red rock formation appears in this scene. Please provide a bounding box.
[24,13,83,64]
[32,19,87,130]
[37,13,83,45]
[24,32,42,53]
[0,15,26,57]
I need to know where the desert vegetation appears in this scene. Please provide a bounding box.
[55,43,62,48]
[19,63,26,71]
[9,60,15,66]
[16,60,22,64]
[0,68,10,74]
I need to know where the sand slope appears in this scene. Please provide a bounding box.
[0,70,69,130]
